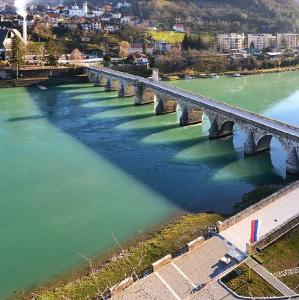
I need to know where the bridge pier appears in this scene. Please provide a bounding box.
[134,83,156,105]
[286,147,299,174]
[88,71,99,85]
[105,78,119,92]
[118,82,135,97]
[155,96,177,115]
[179,105,203,126]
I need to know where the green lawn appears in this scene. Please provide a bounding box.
[259,226,299,292]
[148,30,185,43]
[222,264,282,298]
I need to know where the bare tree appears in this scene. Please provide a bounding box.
[70,48,84,68]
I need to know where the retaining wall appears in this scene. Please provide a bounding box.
[252,213,299,252]
[217,181,299,232]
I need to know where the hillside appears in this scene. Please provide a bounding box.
[68,0,299,33]
[143,0,299,33]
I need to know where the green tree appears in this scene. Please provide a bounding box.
[46,38,58,66]
[11,35,25,66]
[182,34,190,50]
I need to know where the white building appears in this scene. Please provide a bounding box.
[217,33,245,51]
[173,24,185,32]
[83,0,88,15]
[69,1,88,17]
[277,33,299,49]
[82,21,102,31]
[247,34,275,50]
[116,1,131,9]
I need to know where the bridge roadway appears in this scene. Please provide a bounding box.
[88,67,299,142]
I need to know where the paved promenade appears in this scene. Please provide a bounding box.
[112,236,238,300]
[220,187,299,252]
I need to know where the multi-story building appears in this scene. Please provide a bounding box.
[247,34,275,50]
[81,20,101,31]
[128,43,155,55]
[277,33,299,49]
[217,33,245,51]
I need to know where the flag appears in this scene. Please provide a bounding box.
[250,219,261,243]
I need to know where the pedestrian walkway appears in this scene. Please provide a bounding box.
[245,257,297,296]
[112,236,238,300]
[220,187,299,252]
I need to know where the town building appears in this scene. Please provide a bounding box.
[81,20,102,31]
[128,43,154,55]
[277,33,299,49]
[217,33,245,51]
[133,53,149,66]
[116,1,131,9]
[69,1,88,17]
[173,24,185,32]
[247,34,275,50]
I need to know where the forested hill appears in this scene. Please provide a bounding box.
[68,0,299,33]
[142,0,299,33]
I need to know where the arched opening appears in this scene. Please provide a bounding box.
[142,87,156,104]
[98,75,108,86]
[123,83,135,97]
[255,135,272,154]
[155,97,177,115]
[219,121,235,138]
[179,107,203,126]
[105,78,120,92]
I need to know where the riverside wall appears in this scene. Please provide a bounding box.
[217,181,299,232]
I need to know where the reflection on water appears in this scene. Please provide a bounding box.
[0,71,298,298]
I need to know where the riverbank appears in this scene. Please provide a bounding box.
[0,67,88,88]
[13,213,223,300]
[12,183,288,300]
[161,65,299,81]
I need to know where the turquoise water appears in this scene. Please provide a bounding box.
[0,71,298,298]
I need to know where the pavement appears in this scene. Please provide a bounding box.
[112,236,239,300]
[220,187,299,252]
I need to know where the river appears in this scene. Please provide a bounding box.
[0,71,298,298]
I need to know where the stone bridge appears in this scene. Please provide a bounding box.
[87,66,299,174]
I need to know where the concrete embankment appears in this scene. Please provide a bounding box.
[0,67,88,88]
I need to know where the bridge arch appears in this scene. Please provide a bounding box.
[135,85,157,105]
[105,77,121,92]
[98,75,108,86]
[155,95,177,115]
[255,134,273,153]
[219,120,235,138]
[178,103,203,126]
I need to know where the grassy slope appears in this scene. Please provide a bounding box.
[16,213,222,300]
[260,226,299,292]
[222,264,282,297]
[147,30,185,43]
